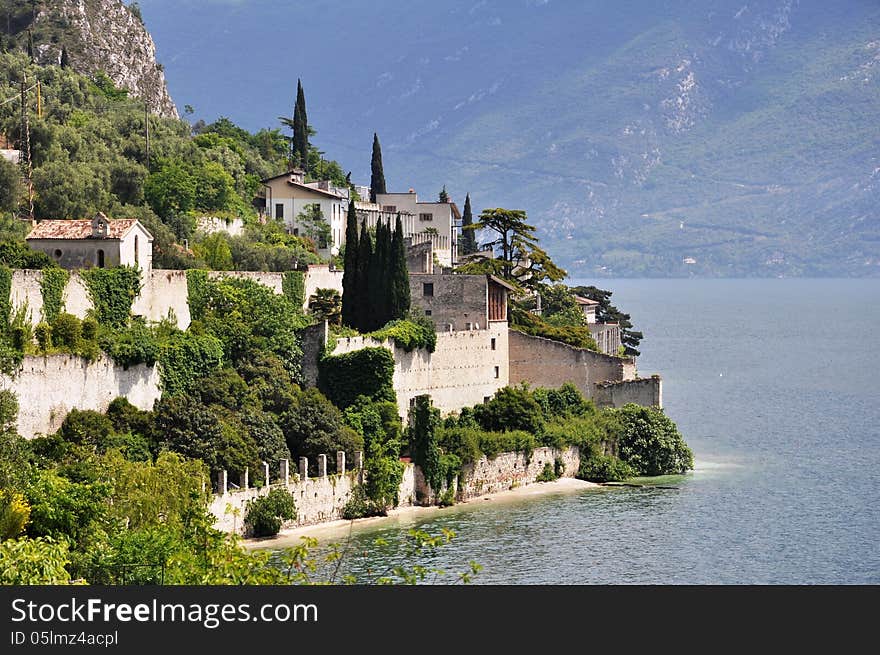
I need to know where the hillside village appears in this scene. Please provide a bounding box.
[0,5,692,584]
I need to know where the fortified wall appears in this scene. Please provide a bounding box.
[508,330,661,408]
[1,354,161,438]
[209,454,417,535]
[8,265,343,330]
[208,445,581,534]
[304,321,510,422]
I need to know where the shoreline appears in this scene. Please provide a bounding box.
[244,477,601,549]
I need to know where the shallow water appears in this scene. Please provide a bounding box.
[273,279,880,584]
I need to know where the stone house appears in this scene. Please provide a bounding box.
[26,213,153,271]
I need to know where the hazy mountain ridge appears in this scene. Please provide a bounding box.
[131,1,880,274]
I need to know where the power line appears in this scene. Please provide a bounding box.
[0,83,38,107]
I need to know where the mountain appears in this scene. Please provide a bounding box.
[0,0,177,117]
[71,2,880,274]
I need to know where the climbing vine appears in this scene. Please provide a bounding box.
[81,267,142,329]
[409,395,443,492]
[158,332,225,396]
[40,268,69,324]
[185,269,210,322]
[282,270,305,309]
[317,347,395,409]
[0,265,11,328]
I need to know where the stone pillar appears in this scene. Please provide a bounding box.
[318,454,327,478]
[299,457,308,481]
[218,469,227,496]
[354,451,364,484]
[240,467,249,490]
[337,451,346,475]
[262,461,270,487]
[280,459,290,486]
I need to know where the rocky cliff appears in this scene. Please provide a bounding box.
[1,0,177,118]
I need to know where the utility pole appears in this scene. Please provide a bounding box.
[19,74,34,223]
[144,101,150,167]
[36,80,41,119]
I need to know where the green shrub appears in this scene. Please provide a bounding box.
[535,462,557,482]
[369,316,436,353]
[282,270,305,308]
[342,485,385,520]
[533,383,595,420]
[51,313,82,350]
[81,317,98,342]
[318,347,396,409]
[577,452,635,482]
[438,487,455,507]
[244,488,297,538]
[34,322,52,351]
[615,404,694,476]
[474,386,545,436]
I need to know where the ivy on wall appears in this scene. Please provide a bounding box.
[81,267,142,329]
[317,347,395,409]
[158,332,225,396]
[282,270,305,309]
[185,269,210,322]
[0,266,11,328]
[39,268,69,324]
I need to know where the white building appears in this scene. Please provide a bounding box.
[260,169,349,256]
[374,190,459,267]
[26,213,153,272]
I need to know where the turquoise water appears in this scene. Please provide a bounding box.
[284,279,880,584]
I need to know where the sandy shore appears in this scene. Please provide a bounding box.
[245,477,601,549]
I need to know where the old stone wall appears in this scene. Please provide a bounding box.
[302,265,343,311]
[2,354,161,438]
[594,376,663,408]
[456,446,580,501]
[329,322,509,422]
[132,269,190,327]
[209,461,418,535]
[409,273,489,331]
[508,329,637,401]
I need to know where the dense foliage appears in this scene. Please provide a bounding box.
[244,488,297,538]
[318,346,396,410]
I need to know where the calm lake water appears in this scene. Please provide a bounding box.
[279,279,880,584]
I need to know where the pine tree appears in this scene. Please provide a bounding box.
[370,133,386,203]
[439,185,449,203]
[460,193,477,256]
[354,220,373,332]
[389,214,411,320]
[341,200,360,328]
[293,79,309,172]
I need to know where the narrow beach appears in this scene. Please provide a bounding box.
[245,477,600,549]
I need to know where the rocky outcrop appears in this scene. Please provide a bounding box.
[15,0,177,118]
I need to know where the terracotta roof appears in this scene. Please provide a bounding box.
[573,295,599,306]
[27,219,143,240]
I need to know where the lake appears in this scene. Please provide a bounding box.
[274,279,880,584]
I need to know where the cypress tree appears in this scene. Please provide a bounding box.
[368,220,390,331]
[293,79,309,172]
[460,193,477,255]
[355,220,373,332]
[389,214,411,320]
[26,30,34,62]
[60,46,69,69]
[370,133,386,203]
[341,200,360,328]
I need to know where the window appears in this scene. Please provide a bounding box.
[382,205,396,212]
[134,234,139,265]
[425,310,432,316]
[97,249,105,268]
[494,366,500,379]
[275,203,284,219]
[53,249,62,258]
[419,213,433,221]
[422,283,434,297]
[483,396,491,404]
[491,338,496,351]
